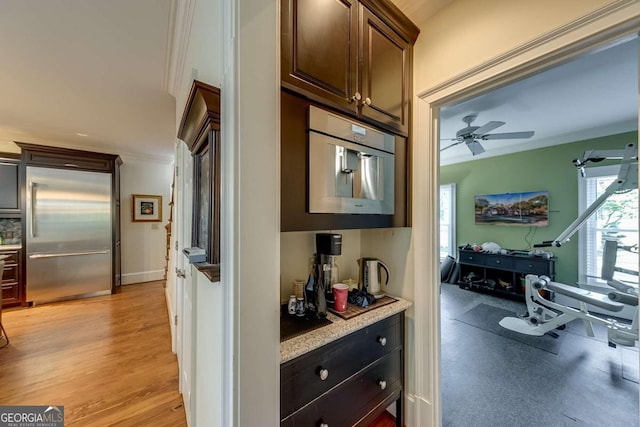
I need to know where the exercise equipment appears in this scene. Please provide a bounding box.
[499,274,637,347]
[502,143,638,347]
[535,142,637,248]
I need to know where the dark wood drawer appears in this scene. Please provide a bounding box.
[2,283,19,305]
[459,251,485,266]
[0,249,20,265]
[282,350,402,427]
[513,258,551,275]
[281,313,402,418]
[485,255,513,269]
[1,263,18,284]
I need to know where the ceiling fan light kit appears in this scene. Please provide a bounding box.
[441,114,535,155]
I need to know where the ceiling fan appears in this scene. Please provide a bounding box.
[440,114,535,155]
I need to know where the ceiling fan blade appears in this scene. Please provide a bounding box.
[466,140,485,155]
[483,131,535,140]
[440,141,461,152]
[474,121,505,135]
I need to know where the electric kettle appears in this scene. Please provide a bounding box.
[357,258,390,299]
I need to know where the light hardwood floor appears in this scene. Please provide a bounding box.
[0,281,186,427]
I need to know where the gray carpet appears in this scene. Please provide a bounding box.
[442,283,638,427]
[455,302,564,354]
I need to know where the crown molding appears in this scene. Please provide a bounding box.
[164,0,196,97]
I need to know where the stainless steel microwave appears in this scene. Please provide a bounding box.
[308,106,395,215]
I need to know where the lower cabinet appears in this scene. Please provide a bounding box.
[281,312,404,426]
[457,249,555,300]
[1,249,21,307]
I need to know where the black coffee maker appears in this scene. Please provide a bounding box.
[309,233,342,317]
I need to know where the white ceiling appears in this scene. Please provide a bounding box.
[439,37,639,165]
[0,1,176,162]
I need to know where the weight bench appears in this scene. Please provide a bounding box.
[500,275,637,347]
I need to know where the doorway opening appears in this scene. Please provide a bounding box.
[436,36,639,425]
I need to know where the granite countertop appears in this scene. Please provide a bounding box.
[280,296,412,363]
[0,244,22,250]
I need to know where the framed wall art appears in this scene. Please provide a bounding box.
[474,191,548,226]
[132,194,163,222]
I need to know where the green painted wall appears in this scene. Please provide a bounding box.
[440,131,637,284]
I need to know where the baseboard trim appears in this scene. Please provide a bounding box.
[405,394,415,427]
[122,270,165,285]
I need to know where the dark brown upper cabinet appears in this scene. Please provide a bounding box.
[0,153,20,217]
[281,0,419,136]
[178,80,221,283]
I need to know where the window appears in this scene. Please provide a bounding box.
[578,165,638,285]
[440,183,456,261]
[178,81,221,281]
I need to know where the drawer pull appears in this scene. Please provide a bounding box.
[495,260,501,264]
[378,379,387,390]
[320,423,329,427]
[377,336,387,347]
[318,368,329,381]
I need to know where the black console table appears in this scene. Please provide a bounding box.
[457,249,555,300]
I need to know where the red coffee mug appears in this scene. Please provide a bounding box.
[332,283,349,312]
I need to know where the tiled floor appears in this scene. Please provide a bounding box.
[441,283,639,426]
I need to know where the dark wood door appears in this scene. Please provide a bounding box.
[359,6,410,135]
[281,0,359,113]
[0,160,19,214]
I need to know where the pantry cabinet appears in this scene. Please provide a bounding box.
[281,0,418,136]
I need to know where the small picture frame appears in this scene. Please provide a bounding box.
[132,194,163,222]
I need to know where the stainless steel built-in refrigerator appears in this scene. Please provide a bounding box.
[26,166,112,303]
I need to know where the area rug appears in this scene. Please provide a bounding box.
[456,303,564,355]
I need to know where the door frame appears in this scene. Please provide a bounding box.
[174,140,196,425]
[412,5,640,426]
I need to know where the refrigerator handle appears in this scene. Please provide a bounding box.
[30,182,37,238]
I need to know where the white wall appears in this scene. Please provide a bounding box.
[119,158,173,285]
[230,1,280,425]
[414,0,614,91]
[168,0,224,425]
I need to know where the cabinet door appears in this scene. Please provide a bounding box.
[0,161,19,213]
[359,6,410,135]
[281,0,358,112]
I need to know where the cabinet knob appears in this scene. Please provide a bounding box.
[378,379,387,390]
[320,423,329,427]
[364,97,372,106]
[496,260,501,264]
[377,336,387,346]
[318,368,329,381]
[350,92,361,103]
